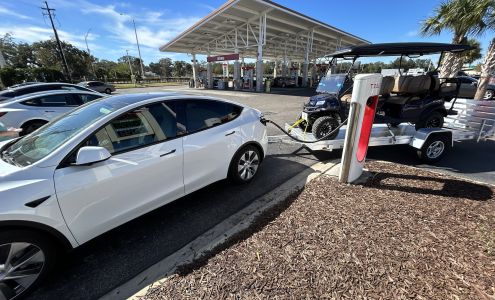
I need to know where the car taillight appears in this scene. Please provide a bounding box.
[0,112,7,118]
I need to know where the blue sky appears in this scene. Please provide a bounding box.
[0,0,492,64]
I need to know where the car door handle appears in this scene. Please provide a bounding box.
[44,110,55,113]
[160,149,176,157]
[225,130,236,136]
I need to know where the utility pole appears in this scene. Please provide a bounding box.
[42,1,72,82]
[126,50,134,76]
[85,28,96,79]
[132,19,145,78]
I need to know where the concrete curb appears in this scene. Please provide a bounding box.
[101,161,340,300]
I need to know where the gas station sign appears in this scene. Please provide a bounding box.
[207,53,240,62]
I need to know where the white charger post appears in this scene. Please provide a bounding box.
[339,74,382,183]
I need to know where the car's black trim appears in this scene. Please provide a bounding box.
[0,220,74,250]
[25,196,51,208]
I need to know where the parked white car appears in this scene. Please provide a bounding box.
[0,93,267,299]
[0,90,104,135]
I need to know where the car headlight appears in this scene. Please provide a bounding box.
[316,100,326,106]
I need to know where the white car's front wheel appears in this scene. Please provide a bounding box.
[229,145,261,184]
[0,230,59,299]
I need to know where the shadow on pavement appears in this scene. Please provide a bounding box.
[27,155,312,300]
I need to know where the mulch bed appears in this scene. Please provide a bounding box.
[141,161,495,299]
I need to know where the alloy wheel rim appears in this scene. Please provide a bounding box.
[238,150,259,180]
[484,90,493,99]
[0,242,45,300]
[426,141,444,159]
[319,121,333,137]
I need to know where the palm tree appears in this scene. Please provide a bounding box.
[421,0,495,80]
[475,39,495,99]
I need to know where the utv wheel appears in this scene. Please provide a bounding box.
[0,230,60,300]
[415,111,444,130]
[312,116,340,140]
[229,145,261,184]
[417,135,451,163]
[483,89,494,100]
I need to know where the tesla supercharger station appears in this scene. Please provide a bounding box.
[339,74,382,183]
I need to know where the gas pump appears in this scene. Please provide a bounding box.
[339,74,382,183]
[242,66,254,90]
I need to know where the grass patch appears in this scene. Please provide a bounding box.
[114,82,187,89]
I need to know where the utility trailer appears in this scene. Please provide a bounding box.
[269,99,495,163]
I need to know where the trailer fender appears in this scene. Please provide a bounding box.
[410,128,453,150]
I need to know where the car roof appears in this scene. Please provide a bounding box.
[83,92,246,111]
[327,42,473,58]
[6,90,103,103]
[5,82,80,92]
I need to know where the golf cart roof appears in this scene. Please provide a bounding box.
[327,42,473,58]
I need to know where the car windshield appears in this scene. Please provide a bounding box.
[1,99,119,167]
[316,74,347,94]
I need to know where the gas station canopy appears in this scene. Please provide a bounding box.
[159,0,370,61]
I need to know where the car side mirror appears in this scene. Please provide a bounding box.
[74,146,111,166]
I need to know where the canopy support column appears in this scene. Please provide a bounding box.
[192,53,199,88]
[302,30,314,88]
[207,58,213,89]
[256,12,267,92]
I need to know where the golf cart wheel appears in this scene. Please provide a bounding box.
[297,114,312,131]
[417,134,451,163]
[312,116,340,140]
[0,229,60,299]
[483,89,494,100]
[229,145,261,184]
[415,111,444,130]
[105,88,112,94]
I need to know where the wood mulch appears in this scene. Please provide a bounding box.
[141,161,495,299]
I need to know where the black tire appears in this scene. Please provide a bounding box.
[416,134,451,163]
[311,116,340,140]
[415,111,444,130]
[228,145,261,184]
[483,89,494,100]
[297,114,312,131]
[105,88,112,94]
[21,121,47,136]
[0,229,60,299]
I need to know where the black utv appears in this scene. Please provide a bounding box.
[298,42,472,139]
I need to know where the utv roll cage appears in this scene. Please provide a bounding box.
[324,42,474,110]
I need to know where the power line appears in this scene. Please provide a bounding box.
[41,1,72,82]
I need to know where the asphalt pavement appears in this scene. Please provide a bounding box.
[27,85,494,299]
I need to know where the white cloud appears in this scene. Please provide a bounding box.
[0,5,32,19]
[406,30,418,37]
[0,25,100,50]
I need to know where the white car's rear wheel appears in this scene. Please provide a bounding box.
[229,145,261,184]
[0,230,58,299]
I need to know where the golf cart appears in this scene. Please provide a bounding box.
[297,42,473,139]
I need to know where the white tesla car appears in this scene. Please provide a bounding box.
[0,90,103,135]
[0,93,267,299]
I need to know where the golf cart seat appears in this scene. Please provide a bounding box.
[430,75,457,98]
[380,76,395,97]
[386,75,431,105]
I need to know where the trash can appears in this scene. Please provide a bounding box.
[265,79,271,93]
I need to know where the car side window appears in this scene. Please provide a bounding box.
[78,94,101,103]
[185,100,242,133]
[85,102,181,155]
[22,94,81,107]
